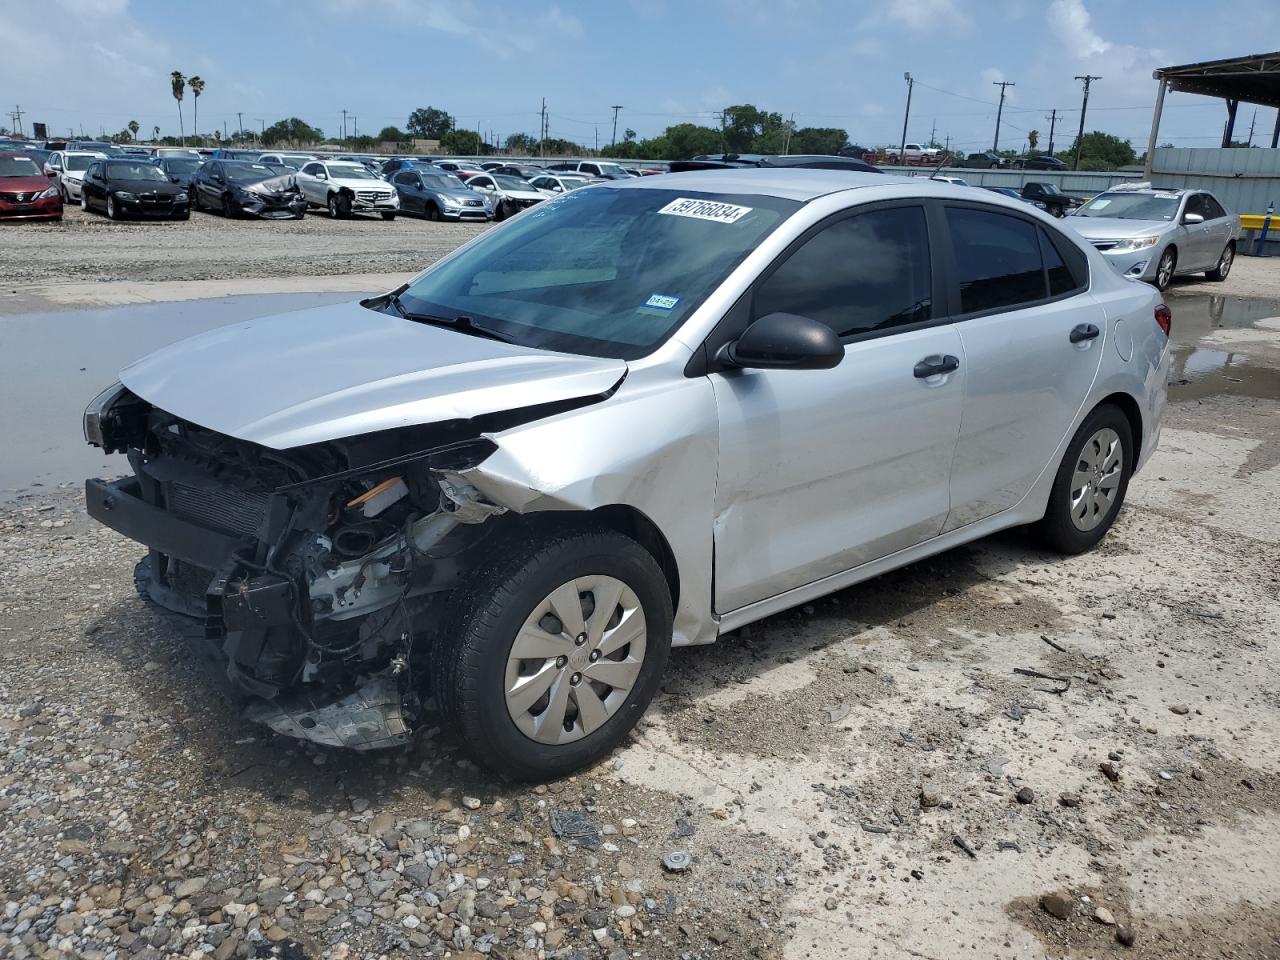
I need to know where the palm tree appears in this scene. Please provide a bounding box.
[170,71,186,144]
[188,76,204,143]
[128,120,140,141]
[152,125,160,142]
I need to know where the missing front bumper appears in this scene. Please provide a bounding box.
[243,672,417,751]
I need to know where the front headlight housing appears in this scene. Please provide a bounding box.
[1110,235,1160,252]
[439,194,461,207]
[37,186,58,199]
[175,191,188,201]
[83,382,127,449]
[114,191,136,201]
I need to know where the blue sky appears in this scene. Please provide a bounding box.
[5,0,1280,152]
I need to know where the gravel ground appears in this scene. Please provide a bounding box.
[0,205,491,286]
[2,233,1279,958]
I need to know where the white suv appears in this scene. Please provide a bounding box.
[297,160,400,219]
[43,150,106,201]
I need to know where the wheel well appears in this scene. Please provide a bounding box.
[590,504,680,610]
[1097,392,1143,463]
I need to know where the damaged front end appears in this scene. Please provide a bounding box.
[84,385,511,750]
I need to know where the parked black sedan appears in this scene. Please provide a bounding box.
[1018,153,1067,171]
[153,155,204,192]
[192,161,307,219]
[80,159,190,220]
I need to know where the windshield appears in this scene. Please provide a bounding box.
[595,163,628,177]
[161,158,201,174]
[106,162,166,181]
[1076,192,1180,221]
[394,187,798,359]
[266,157,304,170]
[225,162,285,182]
[493,175,530,190]
[1034,183,1064,196]
[327,165,376,180]
[65,155,96,171]
[420,174,460,191]
[0,157,41,177]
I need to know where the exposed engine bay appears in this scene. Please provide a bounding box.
[82,385,561,751]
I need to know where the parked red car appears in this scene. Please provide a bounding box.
[0,155,63,221]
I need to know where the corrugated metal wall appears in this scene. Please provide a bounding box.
[1150,147,1280,215]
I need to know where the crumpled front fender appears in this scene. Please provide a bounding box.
[460,372,719,646]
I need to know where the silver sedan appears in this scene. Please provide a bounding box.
[83,172,1171,778]
[1063,185,1238,290]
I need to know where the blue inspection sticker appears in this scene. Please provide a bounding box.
[644,293,680,310]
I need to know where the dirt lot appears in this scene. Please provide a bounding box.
[2,228,1279,959]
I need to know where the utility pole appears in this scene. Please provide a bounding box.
[783,112,795,154]
[610,105,623,146]
[1247,108,1257,147]
[594,126,599,153]
[11,105,24,137]
[223,120,228,141]
[899,72,914,164]
[1045,108,1058,154]
[1073,74,1102,170]
[929,118,936,147]
[341,109,348,142]
[992,80,1015,152]
[944,134,950,154]
[237,111,243,141]
[539,98,547,159]
[714,111,726,154]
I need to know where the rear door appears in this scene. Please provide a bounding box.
[710,201,965,612]
[941,204,1104,529]
[1199,193,1235,266]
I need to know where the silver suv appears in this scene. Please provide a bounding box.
[84,172,1170,778]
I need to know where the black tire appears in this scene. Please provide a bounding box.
[175,209,189,221]
[1037,404,1134,554]
[433,524,673,781]
[327,192,349,219]
[61,183,71,204]
[190,189,201,212]
[1205,241,1234,282]
[106,194,121,220]
[494,199,509,222]
[380,211,396,221]
[222,195,237,219]
[1154,247,1176,290]
[427,202,442,222]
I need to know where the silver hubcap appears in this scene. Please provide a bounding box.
[504,575,646,745]
[1157,253,1174,287]
[1219,248,1233,276]
[1069,427,1123,531]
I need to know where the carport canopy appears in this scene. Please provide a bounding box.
[1144,51,1280,175]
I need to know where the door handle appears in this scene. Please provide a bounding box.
[913,354,960,379]
[1069,323,1100,343]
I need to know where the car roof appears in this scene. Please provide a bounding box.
[608,168,904,201]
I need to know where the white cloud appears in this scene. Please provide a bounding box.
[1046,0,1110,58]
[541,5,584,37]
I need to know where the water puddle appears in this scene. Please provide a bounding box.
[0,291,368,500]
[1165,292,1280,402]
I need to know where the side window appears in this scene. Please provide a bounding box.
[1184,194,1208,219]
[393,172,415,186]
[1202,195,1226,220]
[1040,226,1088,296]
[301,163,318,176]
[474,177,493,189]
[948,207,1046,314]
[50,154,62,170]
[583,164,600,175]
[754,206,933,338]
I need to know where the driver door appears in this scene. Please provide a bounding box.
[298,162,325,204]
[709,202,964,613]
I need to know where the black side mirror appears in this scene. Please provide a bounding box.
[718,313,844,371]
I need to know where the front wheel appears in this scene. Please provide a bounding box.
[106,195,120,220]
[80,192,88,212]
[1205,242,1233,282]
[1154,248,1176,290]
[1037,405,1133,554]
[222,195,237,218]
[380,211,396,221]
[433,525,673,781]
[327,193,350,219]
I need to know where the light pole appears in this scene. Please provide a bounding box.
[1073,75,1101,170]
[899,72,914,165]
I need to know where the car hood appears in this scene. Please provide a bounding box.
[118,300,627,449]
[1,175,53,192]
[1063,217,1172,239]
[500,189,544,201]
[237,174,299,196]
[332,177,387,190]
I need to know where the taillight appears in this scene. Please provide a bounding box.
[1155,303,1171,337]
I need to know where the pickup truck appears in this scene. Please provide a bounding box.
[1020,181,1081,217]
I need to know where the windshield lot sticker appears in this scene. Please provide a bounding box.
[658,197,753,223]
[645,294,681,310]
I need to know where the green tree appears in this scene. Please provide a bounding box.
[188,75,205,141]
[170,71,186,144]
[789,127,848,155]
[152,125,160,141]
[1060,131,1136,170]
[378,125,406,142]
[722,104,785,153]
[128,120,140,140]
[505,132,538,154]
[261,117,324,147]
[407,107,452,139]
[1027,128,1039,151]
[440,129,481,154]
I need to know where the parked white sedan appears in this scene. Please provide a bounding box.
[296,160,400,219]
[43,150,106,202]
[83,171,1170,779]
[464,173,545,220]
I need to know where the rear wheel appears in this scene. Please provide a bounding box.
[1037,404,1133,554]
[433,525,672,780]
[1205,242,1233,282]
[1154,248,1176,290]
